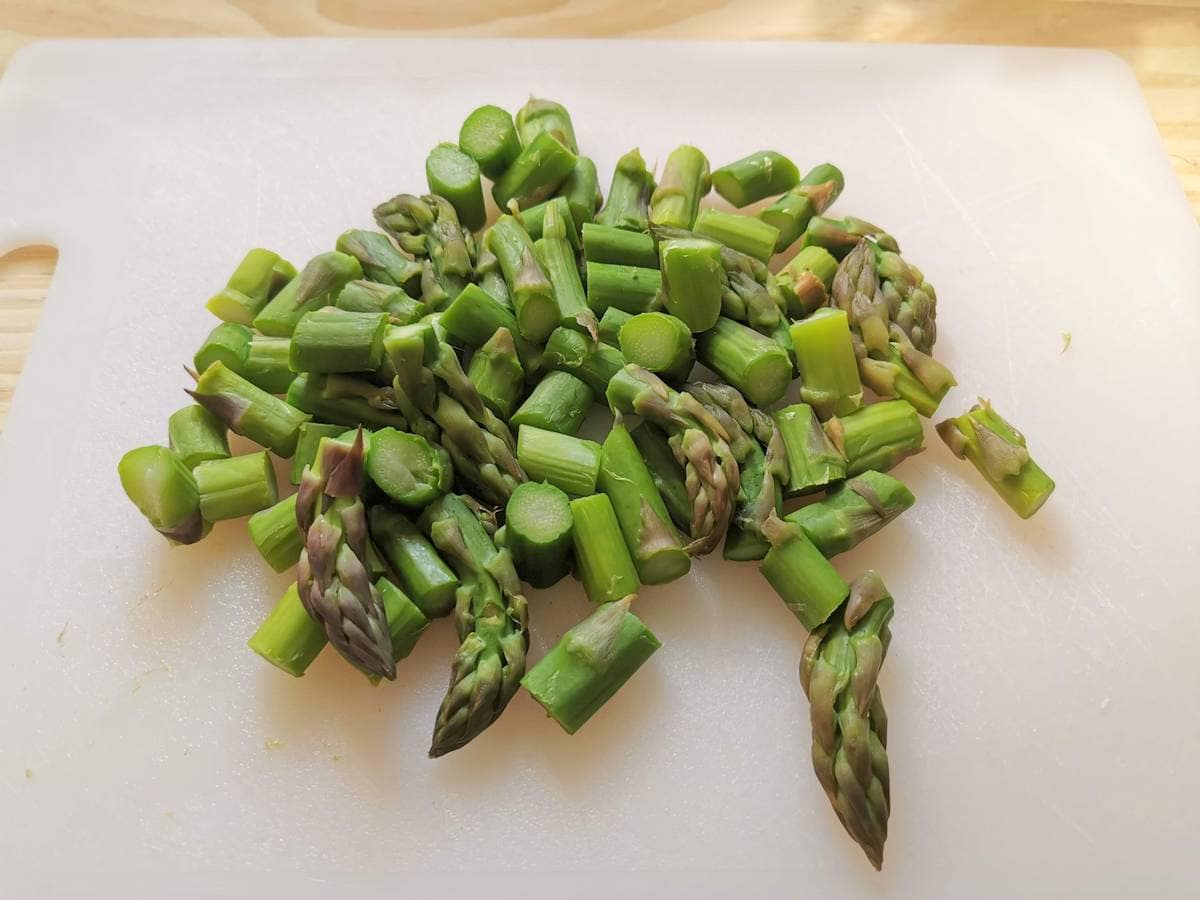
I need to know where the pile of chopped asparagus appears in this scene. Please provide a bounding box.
[117,98,1055,869]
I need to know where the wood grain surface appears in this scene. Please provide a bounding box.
[1,1,1197,429]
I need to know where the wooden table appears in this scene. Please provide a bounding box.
[1,1,1197,429]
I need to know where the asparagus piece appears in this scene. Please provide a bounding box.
[289,422,346,485]
[606,364,740,555]
[790,309,864,420]
[459,104,521,179]
[583,223,658,269]
[253,251,363,337]
[830,239,893,356]
[630,423,693,532]
[711,150,800,207]
[776,245,839,318]
[475,247,512,309]
[618,312,694,382]
[286,373,406,430]
[468,327,525,420]
[376,577,430,662]
[296,432,395,680]
[597,307,633,346]
[426,142,486,232]
[242,336,296,394]
[876,244,938,354]
[696,317,792,407]
[804,215,898,260]
[522,595,661,734]
[336,279,425,324]
[368,505,458,619]
[206,248,287,325]
[760,512,849,630]
[774,403,845,496]
[598,424,691,584]
[761,163,845,252]
[247,582,328,677]
[510,370,593,435]
[516,424,602,496]
[515,97,578,152]
[194,450,277,522]
[248,493,302,573]
[533,198,589,327]
[420,494,529,757]
[365,427,453,508]
[788,471,915,557]
[800,572,894,870]
[936,399,1055,518]
[542,327,626,395]
[187,361,311,457]
[649,145,710,230]
[570,494,641,604]
[504,481,574,588]
[335,229,422,292]
[439,282,542,375]
[117,445,208,544]
[856,328,955,418]
[373,194,474,309]
[596,148,656,232]
[289,308,387,374]
[518,195,581,250]
[825,400,924,476]
[585,261,662,316]
[693,207,781,264]
[492,130,578,210]
[168,404,229,469]
[561,156,601,230]
[194,321,251,375]
[486,214,559,343]
[658,237,723,332]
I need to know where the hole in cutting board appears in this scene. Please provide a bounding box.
[0,244,58,433]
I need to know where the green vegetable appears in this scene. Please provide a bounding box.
[533,198,589,328]
[368,505,459,619]
[597,307,633,346]
[247,582,328,677]
[286,373,406,430]
[761,163,845,252]
[695,317,792,408]
[206,248,289,325]
[439,282,541,374]
[117,445,207,544]
[776,245,839,318]
[194,321,251,375]
[658,237,723,332]
[583,223,658,269]
[486,214,559,343]
[289,307,387,374]
[426,142,486,231]
[492,130,577,210]
[790,309,864,420]
[335,279,425,324]
[759,512,849,630]
[510,370,593,435]
[618,312,694,382]
[242,336,296,394]
[629,423,692,532]
[787,471,915,556]
[289,422,346,485]
[194,450,277,522]
[335,229,422,291]
[693,207,780,264]
[459,104,521,179]
[516,424,602,497]
[541,327,626,395]
[596,148,655,232]
[373,193,474,309]
[649,145,710,230]
[516,97,578,152]
[167,405,229,470]
[804,215,898,260]
[377,577,430,662]
[365,427,453,508]
[585,261,662,316]
[253,251,363,337]
[561,156,601,229]
[248,493,303,573]
[711,150,800,207]
[467,327,525,420]
[569,493,640,604]
[187,361,311,457]
[825,399,924,476]
[504,481,574,588]
[519,196,581,250]
[773,403,845,496]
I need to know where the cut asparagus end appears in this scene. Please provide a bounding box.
[515,97,579,152]
[505,481,574,588]
[711,150,800,208]
[459,104,521,179]
[658,237,723,332]
[585,261,663,316]
[368,505,459,619]
[194,322,252,376]
[649,145,711,230]
[194,450,279,522]
[618,312,695,382]
[569,494,641,605]
[596,147,656,232]
[289,307,388,374]
[118,445,207,545]
[510,370,594,436]
[696,317,792,408]
[516,424,602,496]
[365,427,453,509]
[693,207,781,264]
[426,142,486,232]
[786,470,915,557]
[597,306,634,347]
[253,251,363,337]
[773,403,846,496]
[583,222,658,269]
[790,309,864,420]
[542,327,626,396]
[248,493,302,573]
[248,583,328,677]
[827,399,924,476]
[776,245,839,317]
[759,512,849,630]
[168,404,230,470]
[205,248,282,324]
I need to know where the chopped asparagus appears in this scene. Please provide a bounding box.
[787,471,915,556]
[804,215,898,260]
[696,316,792,407]
[649,145,710,230]
[289,307,388,374]
[194,450,278,522]
[596,148,656,232]
[693,207,781,264]
[583,223,658,269]
[289,422,346,485]
[376,577,430,662]
[194,321,252,375]
[459,104,521,179]
[335,279,425,324]
[516,424,602,496]
[335,229,422,291]
[368,505,458,619]
[486,214,559,343]
[468,327,525,420]
[248,493,302,573]
[253,251,363,337]
[516,97,578,152]
[825,399,924,476]
[510,370,594,435]
[561,156,601,229]
[597,307,634,347]
[775,245,839,318]
[206,248,288,325]
[247,582,328,677]
[167,404,229,469]
[618,312,694,382]
[117,445,208,544]
[761,163,845,252]
[533,198,589,327]
[426,142,486,231]
[504,481,574,588]
[187,361,311,457]
[439,282,541,374]
[286,373,406,430]
[570,494,640,604]
[658,237,723,332]
[373,194,474,308]
[242,336,296,394]
[519,195,581,250]
[541,327,626,395]
[492,130,578,210]
[585,261,662,316]
[759,512,849,630]
[629,422,693,532]
[365,427,453,508]
[773,403,845,496]
[790,309,864,420]
[711,150,800,207]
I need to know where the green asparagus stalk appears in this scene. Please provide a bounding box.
[118,445,208,544]
[876,244,938,353]
[515,97,578,152]
[206,248,288,325]
[364,427,453,508]
[830,239,893,356]
[247,582,328,677]
[420,494,530,757]
[649,145,710,230]
[695,317,792,407]
[774,403,845,495]
[426,142,486,232]
[693,207,781,264]
[468,327,525,420]
[583,223,658,269]
[788,471,915,557]
[439,283,542,375]
[248,493,302,573]
[533,198,589,327]
[598,424,691,584]
[336,279,425,324]
[475,247,512,309]
[504,481,574,588]
[253,251,363,337]
[510,370,594,435]
[658,237,723,332]
[459,104,521,179]
[711,150,800,207]
[335,229,423,292]
[775,245,839,317]
[759,512,849,630]
[629,423,693,532]
[492,130,578,210]
[193,450,277,522]
[187,361,311,457]
[433,392,524,505]
[167,404,229,469]
[790,309,864,420]
[518,195,581,250]
[377,577,430,663]
[368,505,459,618]
[289,422,346,485]
[761,163,845,252]
[522,594,661,734]
[286,373,406,430]
[242,336,296,394]
[542,327,626,395]
[825,399,924,476]
[289,308,387,374]
[936,399,1055,518]
[800,571,894,870]
[486,214,559,343]
[194,321,252,375]
[516,424,602,496]
[585,261,662,316]
[373,194,475,309]
[856,327,955,418]
[804,215,898,260]
[570,494,641,604]
[597,307,633,346]
[618,312,694,382]
[561,156,601,230]
[596,148,656,232]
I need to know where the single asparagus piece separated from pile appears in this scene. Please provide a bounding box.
[774,403,846,496]
[253,251,363,337]
[650,145,710,230]
[118,445,208,544]
[762,163,845,253]
[787,471,915,557]
[595,148,655,232]
[187,361,311,457]
[825,399,924,477]
[711,150,800,208]
[504,481,574,588]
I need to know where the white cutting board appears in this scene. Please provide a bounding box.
[0,39,1197,899]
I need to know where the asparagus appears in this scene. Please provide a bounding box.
[336,279,425,324]
[515,97,578,152]
[420,494,530,757]
[585,262,662,316]
[504,481,574,588]
[775,245,839,318]
[658,237,723,332]
[289,308,387,374]
[426,142,486,232]
[377,577,430,663]
[194,321,252,375]
[459,104,521,179]
[618,312,694,382]
[711,150,800,207]
[825,399,924,476]
[247,582,328,677]
[296,431,396,680]
[519,195,581,250]
[492,130,577,210]
[630,423,693,532]
[486,214,559,343]
[583,223,658,269]
[117,445,208,544]
[287,373,406,430]
[790,309,864,420]
[759,512,849,630]
[830,239,893,356]
[516,424,602,496]
[522,595,661,734]
[242,336,296,394]
[596,148,656,232]
[936,399,1055,518]
[761,163,845,252]
[649,145,710,230]
[248,493,302,573]
[693,207,781,264]
[290,422,346,485]
[800,571,894,870]
[253,251,363,337]
[194,450,278,522]
[167,404,229,469]
[542,327,626,395]
[468,327,525,420]
[439,282,541,374]
[533,198,589,327]
[774,403,845,496]
[696,317,792,407]
[856,327,955,418]
[475,247,512,308]
[598,424,691,584]
[570,494,641,604]
[804,215,898,260]
[597,307,633,346]
[787,471,915,557]
[368,505,458,618]
[373,193,475,308]
[561,156,601,230]
[187,361,311,457]
[206,248,289,325]
[364,427,453,508]
[510,370,594,435]
[876,244,938,354]
[335,229,423,292]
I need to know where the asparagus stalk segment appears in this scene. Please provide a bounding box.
[649,145,711,230]
[439,283,542,375]
[696,317,792,408]
[561,156,602,230]
[711,150,800,207]
[492,130,578,210]
[486,214,559,343]
[468,327,526,420]
[825,399,924,476]
[168,404,230,469]
[585,261,662,316]
[289,307,388,374]
[117,445,208,544]
[336,279,425,324]
[759,512,849,630]
[857,330,955,418]
[515,97,579,152]
[376,577,430,662]
[761,163,845,252]
[459,104,521,179]
[790,309,864,420]
[194,450,278,522]
[522,595,661,734]
[596,148,656,232]
[187,361,311,457]
[597,307,633,347]
[373,194,475,308]
[804,215,898,260]
[516,424,602,496]
[618,312,694,382]
[286,372,406,430]
[693,207,781,264]
[510,370,594,435]
[630,423,693,532]
[504,481,574,588]
[364,427,453,508]
[658,237,723,332]
[542,327,626,395]
[253,251,364,337]
[570,494,641,604]
[426,142,486,232]
[776,245,839,318]
[206,248,287,325]
[583,223,658,269]
[335,229,423,292]
[519,195,581,250]
[369,505,459,619]
[936,399,1055,518]
[533,198,589,327]
[247,582,328,677]
[248,493,303,573]
[774,403,846,496]
[787,471,915,557]
[242,336,296,394]
[194,322,252,376]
